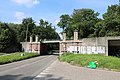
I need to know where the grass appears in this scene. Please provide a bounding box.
[59,52,120,71]
[0,52,39,65]
[0,53,5,56]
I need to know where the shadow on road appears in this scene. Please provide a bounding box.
[0,74,68,80]
[33,74,69,80]
[0,74,21,80]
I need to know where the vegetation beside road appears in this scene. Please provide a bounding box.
[0,52,39,65]
[59,52,120,71]
[0,53,5,56]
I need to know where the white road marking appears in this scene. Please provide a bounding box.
[33,60,57,80]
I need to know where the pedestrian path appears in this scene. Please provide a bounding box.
[33,59,120,80]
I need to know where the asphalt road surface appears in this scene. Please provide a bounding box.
[0,55,57,80]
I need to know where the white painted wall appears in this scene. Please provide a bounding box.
[67,46,105,54]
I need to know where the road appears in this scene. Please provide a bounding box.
[34,59,120,80]
[0,55,57,80]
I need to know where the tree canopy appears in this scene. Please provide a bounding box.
[33,19,60,40]
[0,22,18,52]
[57,14,71,31]
[58,8,100,38]
[103,5,120,36]
[17,18,36,42]
[58,4,120,38]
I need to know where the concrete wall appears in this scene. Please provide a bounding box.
[21,42,40,54]
[21,42,30,52]
[82,37,107,46]
[21,36,40,54]
[63,36,120,55]
[60,37,107,54]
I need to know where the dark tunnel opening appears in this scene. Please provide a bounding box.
[40,43,59,55]
[108,40,120,58]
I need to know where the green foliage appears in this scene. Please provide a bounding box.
[59,53,120,71]
[0,52,39,64]
[57,14,71,32]
[71,9,100,38]
[93,5,120,37]
[93,21,106,37]
[17,18,36,42]
[58,9,100,39]
[58,5,120,38]
[0,22,18,53]
[33,19,60,40]
[103,5,120,36]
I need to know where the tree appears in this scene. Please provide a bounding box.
[0,22,18,52]
[102,4,120,36]
[39,19,48,28]
[17,18,36,42]
[93,21,106,37]
[45,24,60,39]
[33,19,60,40]
[57,14,71,32]
[69,9,100,38]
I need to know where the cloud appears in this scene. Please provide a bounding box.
[11,0,39,7]
[15,11,25,20]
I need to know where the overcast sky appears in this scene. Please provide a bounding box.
[0,0,119,33]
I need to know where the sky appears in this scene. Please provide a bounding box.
[0,0,119,34]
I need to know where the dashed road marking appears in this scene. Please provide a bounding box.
[33,60,57,80]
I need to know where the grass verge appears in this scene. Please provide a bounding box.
[0,53,5,56]
[0,52,39,65]
[59,52,120,72]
